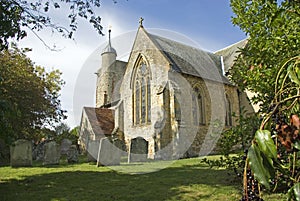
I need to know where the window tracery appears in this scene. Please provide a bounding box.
[133,59,151,125]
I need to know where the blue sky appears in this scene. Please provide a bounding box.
[104,0,245,49]
[18,0,246,128]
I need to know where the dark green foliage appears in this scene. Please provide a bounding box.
[52,123,79,144]
[0,139,9,166]
[0,45,66,144]
[228,1,300,199]
[202,111,259,178]
[229,0,300,113]
[217,111,259,156]
[243,56,300,200]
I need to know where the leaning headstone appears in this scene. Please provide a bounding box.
[97,137,121,166]
[129,137,148,163]
[87,140,99,162]
[67,145,78,163]
[10,139,32,167]
[60,139,72,156]
[43,141,60,165]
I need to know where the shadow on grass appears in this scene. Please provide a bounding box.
[0,162,240,201]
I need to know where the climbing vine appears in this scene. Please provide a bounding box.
[242,56,300,201]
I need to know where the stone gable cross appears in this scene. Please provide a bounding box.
[139,17,144,27]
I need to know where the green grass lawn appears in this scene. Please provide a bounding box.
[0,156,286,201]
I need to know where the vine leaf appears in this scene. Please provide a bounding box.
[288,63,300,86]
[255,130,277,160]
[248,143,272,190]
[261,153,275,179]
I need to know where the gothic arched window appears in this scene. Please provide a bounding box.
[133,59,151,125]
[192,87,205,125]
[225,94,232,126]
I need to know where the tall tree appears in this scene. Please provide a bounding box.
[229,0,300,113]
[0,0,111,50]
[0,44,66,143]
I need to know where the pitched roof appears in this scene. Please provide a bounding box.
[214,39,248,72]
[83,107,114,135]
[147,32,231,84]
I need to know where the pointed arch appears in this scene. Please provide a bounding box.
[132,55,151,125]
[130,54,151,89]
[192,87,206,125]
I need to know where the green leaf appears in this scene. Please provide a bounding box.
[261,152,275,178]
[288,63,300,86]
[288,183,300,201]
[255,130,277,160]
[295,183,300,201]
[248,144,271,190]
[294,140,300,150]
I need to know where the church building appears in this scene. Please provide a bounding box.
[79,20,254,160]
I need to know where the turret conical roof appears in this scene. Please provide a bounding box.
[101,29,117,55]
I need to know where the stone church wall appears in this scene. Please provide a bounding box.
[178,74,240,156]
[119,28,241,158]
[120,28,172,159]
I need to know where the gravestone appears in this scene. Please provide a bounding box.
[32,141,46,161]
[87,140,99,162]
[67,145,78,163]
[10,139,32,167]
[97,137,121,166]
[60,139,72,155]
[129,137,148,163]
[43,141,60,165]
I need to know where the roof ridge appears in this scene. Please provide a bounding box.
[214,38,248,54]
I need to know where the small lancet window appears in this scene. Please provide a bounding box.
[192,87,205,125]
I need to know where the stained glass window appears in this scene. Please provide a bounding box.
[135,82,140,123]
[133,59,151,125]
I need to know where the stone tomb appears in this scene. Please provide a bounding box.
[67,145,78,163]
[43,141,60,165]
[60,138,72,155]
[129,137,148,163]
[10,139,32,167]
[97,137,121,166]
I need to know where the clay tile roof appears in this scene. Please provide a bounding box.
[83,107,115,135]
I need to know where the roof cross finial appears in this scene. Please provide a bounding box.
[139,17,144,27]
